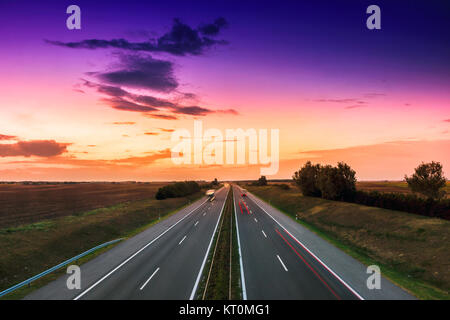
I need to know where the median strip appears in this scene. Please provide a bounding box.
[195,187,242,300]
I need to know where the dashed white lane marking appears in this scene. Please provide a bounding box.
[74,197,210,300]
[194,221,199,226]
[254,218,258,223]
[203,212,206,216]
[277,255,288,272]
[245,191,365,300]
[179,235,187,245]
[261,230,267,238]
[139,267,160,290]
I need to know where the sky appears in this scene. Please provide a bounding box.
[0,0,449,181]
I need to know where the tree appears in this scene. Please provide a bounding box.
[155,181,200,200]
[212,178,219,186]
[256,175,267,186]
[317,162,356,200]
[405,161,447,200]
[292,161,321,196]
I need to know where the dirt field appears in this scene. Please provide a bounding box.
[247,185,450,299]
[0,183,167,228]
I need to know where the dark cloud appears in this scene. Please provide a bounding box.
[145,113,178,120]
[0,140,69,157]
[345,105,366,110]
[315,98,366,104]
[83,80,129,97]
[0,134,17,141]
[88,54,178,92]
[45,18,228,56]
[133,94,177,108]
[102,97,158,113]
[86,81,237,118]
[444,119,450,123]
[170,105,213,116]
[215,108,239,115]
[155,18,227,56]
[198,17,228,36]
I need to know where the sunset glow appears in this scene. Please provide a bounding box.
[0,1,449,181]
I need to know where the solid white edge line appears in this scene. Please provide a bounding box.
[262,230,267,238]
[277,255,288,272]
[179,235,187,245]
[189,187,229,300]
[233,186,248,300]
[243,188,365,300]
[139,267,160,290]
[73,196,211,300]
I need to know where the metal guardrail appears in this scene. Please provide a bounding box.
[0,238,124,298]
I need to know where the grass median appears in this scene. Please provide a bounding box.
[196,188,242,300]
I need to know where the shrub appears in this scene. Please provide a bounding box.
[251,176,268,186]
[155,181,200,200]
[405,161,447,200]
[352,190,450,220]
[292,161,322,196]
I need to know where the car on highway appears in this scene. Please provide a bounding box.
[241,193,247,197]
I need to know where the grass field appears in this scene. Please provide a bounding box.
[0,182,202,298]
[266,180,450,198]
[0,182,171,228]
[246,184,450,300]
[356,181,450,198]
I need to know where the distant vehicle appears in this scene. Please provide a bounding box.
[206,189,215,201]
[241,193,247,197]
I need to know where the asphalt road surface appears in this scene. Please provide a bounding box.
[25,186,229,300]
[233,184,414,300]
[25,183,414,300]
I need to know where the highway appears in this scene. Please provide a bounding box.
[232,184,414,300]
[25,183,413,300]
[25,186,229,300]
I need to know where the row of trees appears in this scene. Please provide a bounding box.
[251,176,268,186]
[200,178,220,189]
[292,161,449,219]
[155,181,201,200]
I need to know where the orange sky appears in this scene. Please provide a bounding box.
[0,3,449,181]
